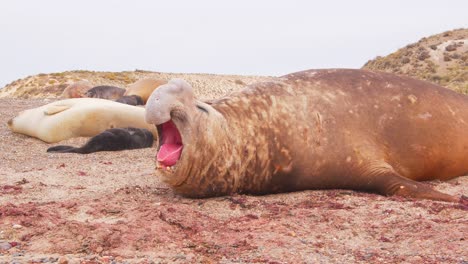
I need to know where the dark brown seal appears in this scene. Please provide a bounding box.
[116,95,144,106]
[145,69,468,202]
[47,127,153,154]
[85,85,126,100]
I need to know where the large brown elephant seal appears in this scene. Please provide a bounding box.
[145,69,468,202]
[8,98,157,143]
[124,78,167,104]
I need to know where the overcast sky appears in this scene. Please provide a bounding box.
[0,0,467,88]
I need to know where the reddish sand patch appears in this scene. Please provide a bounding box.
[1,99,467,263]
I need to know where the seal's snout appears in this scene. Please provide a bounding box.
[145,88,172,125]
[145,78,195,126]
[7,118,13,127]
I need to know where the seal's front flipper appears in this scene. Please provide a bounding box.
[365,170,459,203]
[44,104,71,115]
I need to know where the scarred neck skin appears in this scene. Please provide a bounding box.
[167,102,243,197]
[167,81,296,197]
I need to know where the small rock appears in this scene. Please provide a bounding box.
[12,224,23,229]
[9,241,18,247]
[58,257,69,264]
[0,241,12,250]
[445,44,457,52]
[96,246,104,253]
[32,258,49,263]
[100,256,112,262]
[15,178,29,185]
[69,259,82,264]
[407,256,423,262]
[77,171,87,176]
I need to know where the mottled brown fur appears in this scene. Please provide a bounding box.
[145,69,468,202]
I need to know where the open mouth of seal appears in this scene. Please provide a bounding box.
[156,120,183,169]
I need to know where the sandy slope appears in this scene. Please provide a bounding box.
[0,97,467,263]
[363,28,468,94]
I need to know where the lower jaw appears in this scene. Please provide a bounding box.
[156,162,177,172]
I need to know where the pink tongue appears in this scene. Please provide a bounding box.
[157,143,183,167]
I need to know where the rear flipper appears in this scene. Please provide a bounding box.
[47,145,81,153]
[362,169,460,203]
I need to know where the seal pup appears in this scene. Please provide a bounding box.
[116,95,144,106]
[145,69,468,202]
[47,127,153,154]
[85,85,126,100]
[8,98,157,143]
[124,78,166,104]
[60,80,93,98]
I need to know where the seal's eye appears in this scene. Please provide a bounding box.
[196,105,208,114]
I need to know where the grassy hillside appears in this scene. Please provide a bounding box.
[363,28,468,94]
[0,70,275,100]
